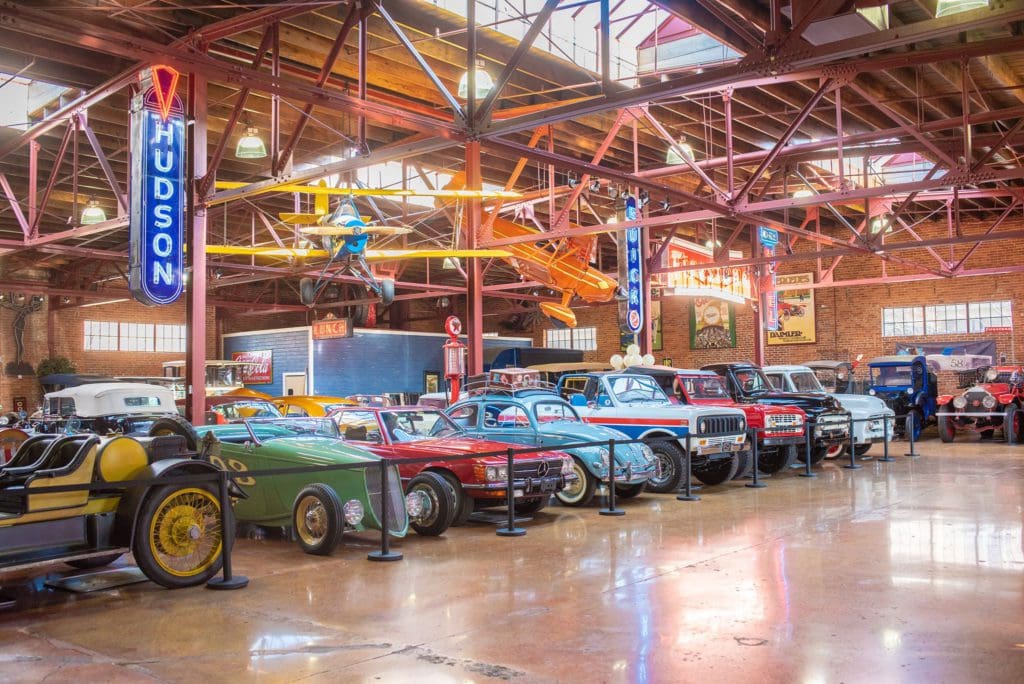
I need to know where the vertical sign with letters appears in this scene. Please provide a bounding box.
[621,194,643,334]
[758,226,779,332]
[129,65,185,306]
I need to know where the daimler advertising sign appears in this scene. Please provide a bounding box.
[129,65,185,306]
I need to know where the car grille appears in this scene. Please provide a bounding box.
[364,465,406,535]
[695,414,744,435]
[962,391,994,413]
[766,414,802,433]
[513,458,562,478]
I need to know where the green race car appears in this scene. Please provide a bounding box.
[195,418,443,555]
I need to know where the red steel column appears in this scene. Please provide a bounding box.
[465,139,484,375]
[186,71,208,425]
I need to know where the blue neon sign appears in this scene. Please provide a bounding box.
[623,194,643,334]
[129,67,185,306]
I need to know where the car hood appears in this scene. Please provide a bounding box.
[748,391,839,414]
[538,422,649,462]
[253,436,382,465]
[832,393,893,417]
[387,436,559,462]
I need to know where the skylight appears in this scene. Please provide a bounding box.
[429,0,661,86]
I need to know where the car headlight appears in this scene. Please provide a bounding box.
[982,395,997,409]
[906,388,914,395]
[343,499,364,525]
[868,420,881,431]
[868,388,876,396]
[953,396,967,409]
[405,491,428,519]
[640,444,655,464]
[484,465,508,482]
[561,457,574,476]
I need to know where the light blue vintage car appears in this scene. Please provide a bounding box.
[445,389,658,506]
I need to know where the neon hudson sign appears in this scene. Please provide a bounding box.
[129,65,185,306]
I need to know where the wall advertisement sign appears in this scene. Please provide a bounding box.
[767,272,816,345]
[231,350,273,384]
[312,317,354,340]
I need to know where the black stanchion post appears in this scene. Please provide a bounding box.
[878,415,894,462]
[207,471,249,589]
[904,412,919,458]
[798,419,816,478]
[599,438,625,516]
[677,434,699,501]
[843,414,861,470]
[496,448,526,536]
[368,460,403,561]
[745,429,765,489]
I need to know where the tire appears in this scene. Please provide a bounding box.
[378,278,395,306]
[147,415,199,451]
[299,277,316,306]
[938,415,955,443]
[824,444,845,459]
[133,484,226,588]
[66,553,123,570]
[1004,404,1022,445]
[292,484,344,555]
[757,446,790,475]
[799,446,828,464]
[407,471,456,536]
[731,450,749,480]
[515,495,550,515]
[694,456,739,486]
[615,482,645,498]
[438,471,473,525]
[853,444,873,457]
[555,458,595,506]
[645,439,684,493]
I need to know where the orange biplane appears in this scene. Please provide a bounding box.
[442,172,620,328]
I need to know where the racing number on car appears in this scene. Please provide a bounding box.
[208,455,256,486]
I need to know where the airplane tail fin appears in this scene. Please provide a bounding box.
[539,302,577,328]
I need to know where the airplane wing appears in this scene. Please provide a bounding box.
[206,245,331,258]
[363,249,511,262]
[215,180,521,199]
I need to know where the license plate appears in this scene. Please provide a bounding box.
[697,443,725,455]
[540,479,557,492]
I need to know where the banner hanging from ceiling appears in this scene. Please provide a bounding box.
[657,239,751,303]
[767,272,816,345]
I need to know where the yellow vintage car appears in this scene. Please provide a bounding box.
[274,395,358,417]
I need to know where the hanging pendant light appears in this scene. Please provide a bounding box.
[80,197,106,225]
[442,256,461,270]
[457,59,494,99]
[666,137,694,165]
[235,126,267,159]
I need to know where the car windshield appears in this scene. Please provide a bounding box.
[680,375,730,399]
[812,369,840,392]
[790,371,824,392]
[733,369,773,395]
[380,410,462,442]
[605,375,668,404]
[213,400,282,420]
[245,417,338,442]
[533,401,581,423]
[871,365,912,387]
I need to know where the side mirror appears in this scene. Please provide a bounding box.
[243,440,254,453]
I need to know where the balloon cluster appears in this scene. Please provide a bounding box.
[610,344,656,370]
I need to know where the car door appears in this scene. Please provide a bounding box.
[479,401,538,445]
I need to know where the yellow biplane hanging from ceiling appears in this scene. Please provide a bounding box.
[206,181,513,307]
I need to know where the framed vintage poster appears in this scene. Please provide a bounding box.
[767,273,816,345]
[424,371,441,394]
[690,298,736,349]
[231,350,273,384]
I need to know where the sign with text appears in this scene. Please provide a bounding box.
[231,350,273,384]
[312,317,354,340]
[129,65,185,306]
[767,272,816,345]
[658,239,751,303]
[619,194,644,334]
[758,226,779,331]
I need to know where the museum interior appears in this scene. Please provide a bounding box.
[0,0,1022,681]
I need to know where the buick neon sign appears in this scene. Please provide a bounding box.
[129,65,185,306]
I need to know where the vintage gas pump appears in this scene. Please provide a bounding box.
[443,316,466,405]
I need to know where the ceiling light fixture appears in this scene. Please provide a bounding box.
[665,136,694,165]
[589,179,601,193]
[80,197,106,225]
[457,59,494,99]
[235,126,268,159]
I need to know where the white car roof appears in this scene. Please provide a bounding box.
[46,382,177,404]
[762,365,813,373]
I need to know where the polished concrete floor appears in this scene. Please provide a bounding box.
[2,438,1023,683]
